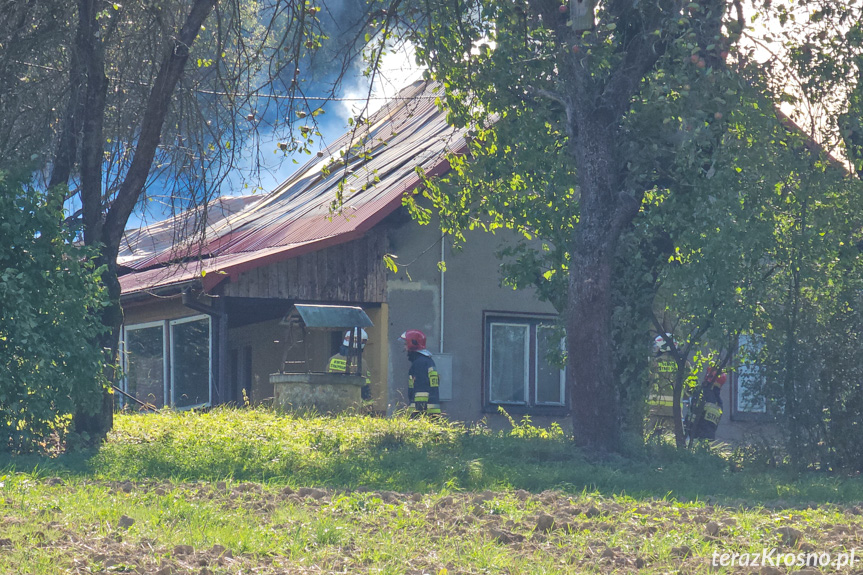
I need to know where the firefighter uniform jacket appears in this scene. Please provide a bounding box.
[408,353,440,414]
[327,350,372,402]
[692,384,723,440]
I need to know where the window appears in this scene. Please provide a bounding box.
[122,314,212,410]
[484,314,566,413]
[170,316,212,409]
[123,321,168,409]
[733,334,767,417]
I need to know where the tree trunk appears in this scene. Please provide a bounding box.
[567,109,637,452]
[672,360,687,448]
[569,232,620,450]
[783,200,806,468]
[70,0,218,438]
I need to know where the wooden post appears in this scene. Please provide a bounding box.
[215,298,228,405]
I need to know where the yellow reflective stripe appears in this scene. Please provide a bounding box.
[647,396,674,407]
[408,376,414,389]
[427,404,441,413]
[329,358,347,372]
[429,370,439,387]
[414,392,429,402]
[658,361,675,373]
[703,403,722,424]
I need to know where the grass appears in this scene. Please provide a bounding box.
[1,407,862,574]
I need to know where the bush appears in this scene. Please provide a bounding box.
[0,172,108,453]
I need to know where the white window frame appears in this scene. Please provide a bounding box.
[485,314,566,411]
[122,320,169,408]
[735,334,767,414]
[169,314,213,410]
[488,322,530,405]
[534,324,566,406]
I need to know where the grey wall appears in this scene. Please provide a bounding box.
[385,212,558,423]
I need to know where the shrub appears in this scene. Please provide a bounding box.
[0,172,108,453]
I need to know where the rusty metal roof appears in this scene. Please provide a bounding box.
[119,82,466,297]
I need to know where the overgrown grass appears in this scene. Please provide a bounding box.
[2,407,862,504]
[2,408,863,574]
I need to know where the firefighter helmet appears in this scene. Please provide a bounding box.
[399,329,430,356]
[653,334,674,354]
[705,366,727,387]
[343,328,368,349]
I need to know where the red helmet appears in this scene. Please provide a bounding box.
[705,366,727,387]
[399,329,427,353]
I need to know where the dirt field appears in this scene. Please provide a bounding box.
[3,479,863,574]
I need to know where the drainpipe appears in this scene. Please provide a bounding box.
[440,234,445,354]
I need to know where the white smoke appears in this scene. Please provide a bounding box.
[337,40,425,119]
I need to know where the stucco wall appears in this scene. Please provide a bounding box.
[385,213,559,424]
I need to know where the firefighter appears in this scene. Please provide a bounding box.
[326,328,373,409]
[398,329,441,417]
[689,366,727,441]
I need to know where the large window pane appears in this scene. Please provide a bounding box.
[125,324,166,408]
[171,317,211,408]
[489,323,528,404]
[536,325,564,405]
[736,334,766,413]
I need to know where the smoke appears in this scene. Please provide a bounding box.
[336,40,424,118]
[221,5,425,197]
[128,0,426,228]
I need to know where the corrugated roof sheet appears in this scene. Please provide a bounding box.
[119,81,466,296]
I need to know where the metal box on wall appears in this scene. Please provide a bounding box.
[435,353,453,402]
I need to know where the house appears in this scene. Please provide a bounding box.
[118,81,564,426]
[117,81,769,438]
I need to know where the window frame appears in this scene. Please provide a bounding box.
[482,311,568,416]
[534,324,566,407]
[121,320,169,409]
[730,334,769,421]
[121,314,213,410]
[169,314,213,410]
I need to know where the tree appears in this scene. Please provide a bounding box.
[377,0,863,452]
[0,171,107,452]
[2,0,380,437]
[748,145,863,469]
[637,79,805,448]
[383,0,738,451]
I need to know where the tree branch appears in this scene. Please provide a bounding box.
[102,0,217,255]
[78,0,109,246]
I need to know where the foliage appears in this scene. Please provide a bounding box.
[497,407,565,440]
[384,0,863,458]
[1,0,386,435]
[0,172,108,453]
[744,150,863,470]
[736,4,863,469]
[379,0,750,451]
